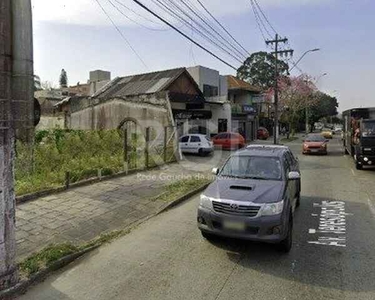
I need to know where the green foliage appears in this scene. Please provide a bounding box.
[237,51,289,90]
[59,69,68,88]
[19,243,78,276]
[306,92,339,128]
[152,177,212,202]
[15,129,176,195]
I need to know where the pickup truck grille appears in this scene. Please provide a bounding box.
[363,147,375,156]
[212,201,260,217]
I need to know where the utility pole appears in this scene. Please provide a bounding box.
[0,0,18,289]
[266,34,293,144]
[0,0,34,290]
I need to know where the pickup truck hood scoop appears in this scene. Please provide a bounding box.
[204,178,284,203]
[229,185,254,191]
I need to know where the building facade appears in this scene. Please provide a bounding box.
[187,66,231,137]
[226,75,262,141]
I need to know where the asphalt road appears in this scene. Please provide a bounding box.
[18,137,375,300]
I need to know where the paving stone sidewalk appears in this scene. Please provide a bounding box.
[15,160,215,262]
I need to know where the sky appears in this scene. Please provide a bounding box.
[31,0,375,111]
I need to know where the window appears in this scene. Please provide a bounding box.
[203,84,218,97]
[190,136,201,143]
[285,152,293,167]
[180,136,189,143]
[220,156,282,180]
[283,155,291,174]
[217,133,228,139]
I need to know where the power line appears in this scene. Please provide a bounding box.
[131,0,238,70]
[250,0,304,74]
[108,0,168,31]
[163,0,246,62]
[93,0,149,69]
[253,0,277,35]
[178,0,247,59]
[152,0,244,63]
[249,0,267,42]
[196,0,250,57]
[113,0,166,27]
[250,0,272,39]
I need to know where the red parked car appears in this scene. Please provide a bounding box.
[257,127,270,140]
[212,132,245,150]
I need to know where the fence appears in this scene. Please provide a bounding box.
[15,127,179,196]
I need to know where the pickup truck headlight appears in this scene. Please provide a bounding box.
[261,200,284,216]
[200,194,213,209]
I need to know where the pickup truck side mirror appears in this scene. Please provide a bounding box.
[212,168,219,175]
[288,171,301,180]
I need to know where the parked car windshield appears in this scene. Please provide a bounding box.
[362,121,375,137]
[220,156,282,180]
[305,135,325,142]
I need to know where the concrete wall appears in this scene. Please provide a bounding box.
[36,116,65,130]
[69,95,171,137]
[89,70,111,82]
[89,80,110,96]
[219,75,228,97]
[187,66,227,96]
[208,103,232,135]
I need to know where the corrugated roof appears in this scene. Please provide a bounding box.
[227,75,262,93]
[95,68,186,99]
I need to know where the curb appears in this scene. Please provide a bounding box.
[1,181,209,299]
[157,182,211,214]
[0,245,99,300]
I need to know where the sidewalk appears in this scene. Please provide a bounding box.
[15,160,214,261]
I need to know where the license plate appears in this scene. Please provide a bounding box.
[311,149,319,153]
[223,220,246,231]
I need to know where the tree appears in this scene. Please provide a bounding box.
[308,92,339,129]
[41,81,57,90]
[237,51,289,90]
[266,75,317,134]
[59,69,68,88]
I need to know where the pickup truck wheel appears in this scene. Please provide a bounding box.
[198,149,204,156]
[356,162,363,170]
[278,216,293,253]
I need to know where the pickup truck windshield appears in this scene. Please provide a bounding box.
[362,121,375,137]
[220,156,282,180]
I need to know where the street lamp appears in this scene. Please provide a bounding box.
[290,48,320,72]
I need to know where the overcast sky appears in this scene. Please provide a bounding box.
[32,0,375,111]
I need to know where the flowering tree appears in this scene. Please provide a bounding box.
[266,75,318,134]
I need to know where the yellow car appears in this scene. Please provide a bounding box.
[321,128,333,139]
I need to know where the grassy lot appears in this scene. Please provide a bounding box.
[15,129,177,196]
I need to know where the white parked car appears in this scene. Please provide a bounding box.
[179,134,214,156]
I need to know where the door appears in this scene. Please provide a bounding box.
[218,119,228,133]
[286,150,300,198]
[283,155,296,211]
[179,135,190,153]
[214,133,227,148]
[189,135,202,153]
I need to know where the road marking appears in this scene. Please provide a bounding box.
[308,201,351,247]
[351,168,356,176]
[368,197,375,217]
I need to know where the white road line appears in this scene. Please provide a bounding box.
[367,197,375,217]
[351,168,356,176]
